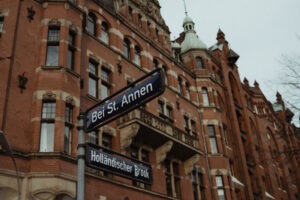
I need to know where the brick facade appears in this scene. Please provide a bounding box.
[0,0,299,200]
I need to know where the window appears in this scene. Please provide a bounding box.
[131,145,150,189]
[178,77,183,95]
[196,57,203,69]
[202,88,209,106]
[192,168,205,200]
[158,101,164,115]
[153,59,159,69]
[87,13,96,36]
[216,176,226,200]
[184,116,190,133]
[46,27,60,66]
[88,61,98,98]
[40,102,56,152]
[64,104,73,154]
[186,83,190,99]
[158,100,173,122]
[67,31,76,70]
[208,125,218,154]
[101,67,111,99]
[88,131,98,145]
[166,105,173,119]
[100,22,109,44]
[102,133,112,149]
[134,45,141,65]
[165,160,181,198]
[191,120,197,136]
[123,38,131,59]
[0,17,4,33]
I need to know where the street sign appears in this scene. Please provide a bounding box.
[86,144,152,184]
[85,68,165,132]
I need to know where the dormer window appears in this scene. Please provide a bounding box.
[196,57,203,69]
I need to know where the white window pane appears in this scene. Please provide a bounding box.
[46,45,59,66]
[101,84,109,99]
[218,189,226,200]
[89,78,97,97]
[216,176,223,187]
[210,138,218,154]
[40,123,54,152]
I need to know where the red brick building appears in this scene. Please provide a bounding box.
[0,0,299,200]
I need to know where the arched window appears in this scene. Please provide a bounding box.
[202,88,209,106]
[196,57,203,69]
[123,38,130,59]
[100,21,109,44]
[87,13,96,36]
[134,45,141,65]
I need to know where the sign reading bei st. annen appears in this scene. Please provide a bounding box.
[85,68,165,132]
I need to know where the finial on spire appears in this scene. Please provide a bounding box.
[183,0,188,16]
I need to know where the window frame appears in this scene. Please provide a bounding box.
[88,60,99,98]
[165,159,181,198]
[202,88,210,107]
[216,175,226,200]
[46,26,60,66]
[123,38,131,59]
[100,67,111,100]
[87,13,97,36]
[40,101,56,152]
[100,21,109,44]
[208,125,218,154]
[67,31,76,70]
[64,103,73,154]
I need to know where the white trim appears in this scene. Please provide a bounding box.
[265,192,275,199]
[231,176,244,187]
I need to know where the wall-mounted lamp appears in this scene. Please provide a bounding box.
[27,7,36,22]
[18,72,28,93]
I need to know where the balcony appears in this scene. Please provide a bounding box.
[118,109,202,160]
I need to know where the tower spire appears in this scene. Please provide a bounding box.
[183,0,188,16]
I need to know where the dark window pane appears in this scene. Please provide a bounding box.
[88,15,96,35]
[67,49,74,70]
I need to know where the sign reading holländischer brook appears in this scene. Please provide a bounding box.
[85,68,165,132]
[86,144,152,184]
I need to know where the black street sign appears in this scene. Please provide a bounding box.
[86,144,152,184]
[85,68,165,132]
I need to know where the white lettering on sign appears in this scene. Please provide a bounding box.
[121,82,153,107]
[91,82,153,123]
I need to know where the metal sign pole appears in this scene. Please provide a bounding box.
[77,113,85,200]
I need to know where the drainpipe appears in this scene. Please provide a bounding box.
[1,0,23,131]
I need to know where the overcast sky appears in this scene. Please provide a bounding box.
[159,0,300,125]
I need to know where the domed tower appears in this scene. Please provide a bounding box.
[180,14,207,54]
